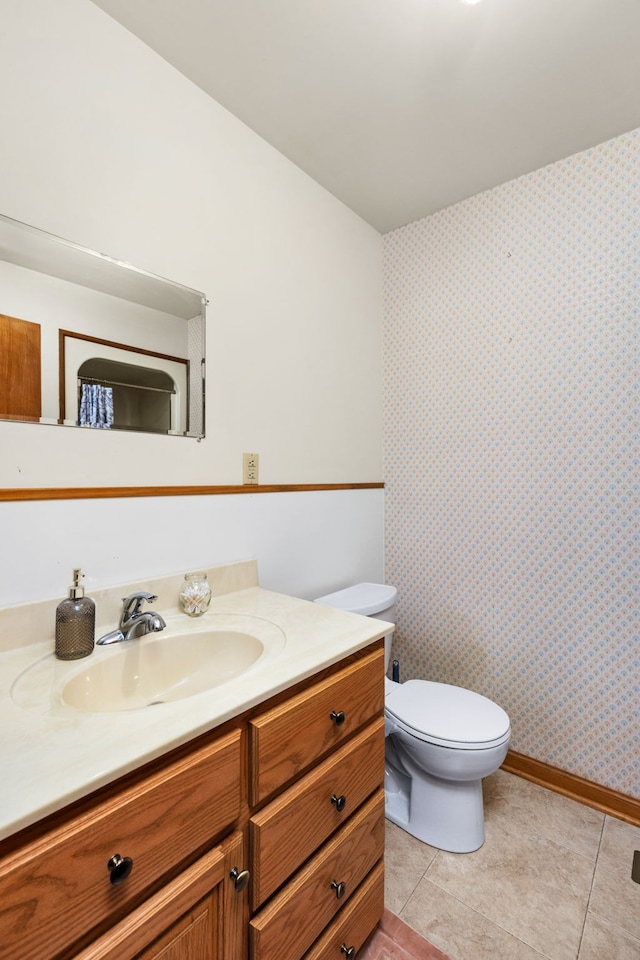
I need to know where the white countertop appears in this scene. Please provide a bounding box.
[0,561,390,841]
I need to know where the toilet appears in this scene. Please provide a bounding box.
[314,582,511,853]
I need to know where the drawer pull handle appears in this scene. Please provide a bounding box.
[341,946,356,960]
[331,793,347,812]
[331,879,346,899]
[229,866,250,892]
[107,854,133,885]
[330,710,346,726]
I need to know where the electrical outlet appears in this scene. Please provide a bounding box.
[242,452,259,485]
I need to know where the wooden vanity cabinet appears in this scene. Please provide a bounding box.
[302,861,385,960]
[0,728,246,960]
[250,718,384,907]
[72,831,247,960]
[0,641,385,960]
[249,646,384,806]
[249,644,386,960]
[250,792,385,960]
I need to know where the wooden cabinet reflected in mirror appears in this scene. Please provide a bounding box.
[0,314,42,422]
[0,213,206,439]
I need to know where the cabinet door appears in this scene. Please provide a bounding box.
[0,314,41,421]
[73,832,247,960]
[136,895,217,960]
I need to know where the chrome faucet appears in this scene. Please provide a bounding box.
[97,591,167,645]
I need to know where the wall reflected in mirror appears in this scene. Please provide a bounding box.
[0,214,206,438]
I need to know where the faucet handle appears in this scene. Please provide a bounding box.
[121,591,158,620]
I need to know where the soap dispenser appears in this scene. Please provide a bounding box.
[55,568,95,660]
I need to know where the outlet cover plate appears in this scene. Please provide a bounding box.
[242,452,259,485]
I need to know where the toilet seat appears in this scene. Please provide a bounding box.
[385,679,511,750]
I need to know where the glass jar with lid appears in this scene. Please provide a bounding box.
[179,571,212,617]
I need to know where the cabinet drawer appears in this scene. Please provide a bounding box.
[0,728,242,960]
[250,646,384,805]
[302,861,384,960]
[250,789,385,960]
[250,718,384,908]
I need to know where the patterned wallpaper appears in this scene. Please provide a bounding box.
[382,129,639,797]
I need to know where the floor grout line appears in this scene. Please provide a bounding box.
[385,770,625,960]
[574,814,606,958]
[405,873,554,960]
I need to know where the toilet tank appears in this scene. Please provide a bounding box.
[313,582,397,670]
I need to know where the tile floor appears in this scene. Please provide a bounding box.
[383,769,640,960]
[360,909,451,960]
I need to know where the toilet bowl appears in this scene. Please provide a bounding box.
[314,582,511,853]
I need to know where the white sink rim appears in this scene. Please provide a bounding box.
[11,613,286,714]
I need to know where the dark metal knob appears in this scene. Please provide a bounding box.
[330,710,346,726]
[341,945,356,960]
[331,879,346,899]
[107,853,133,885]
[230,866,250,892]
[331,794,347,812]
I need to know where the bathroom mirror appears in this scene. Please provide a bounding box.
[0,213,206,438]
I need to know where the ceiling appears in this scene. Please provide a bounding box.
[90,0,640,233]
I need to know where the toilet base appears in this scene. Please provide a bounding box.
[384,760,486,853]
[385,762,410,825]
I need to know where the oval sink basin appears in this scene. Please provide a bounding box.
[11,614,286,713]
[62,629,265,712]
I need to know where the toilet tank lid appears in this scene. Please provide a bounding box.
[314,582,397,616]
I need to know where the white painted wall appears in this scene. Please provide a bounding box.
[0,0,385,610]
[0,489,384,609]
[0,0,382,488]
